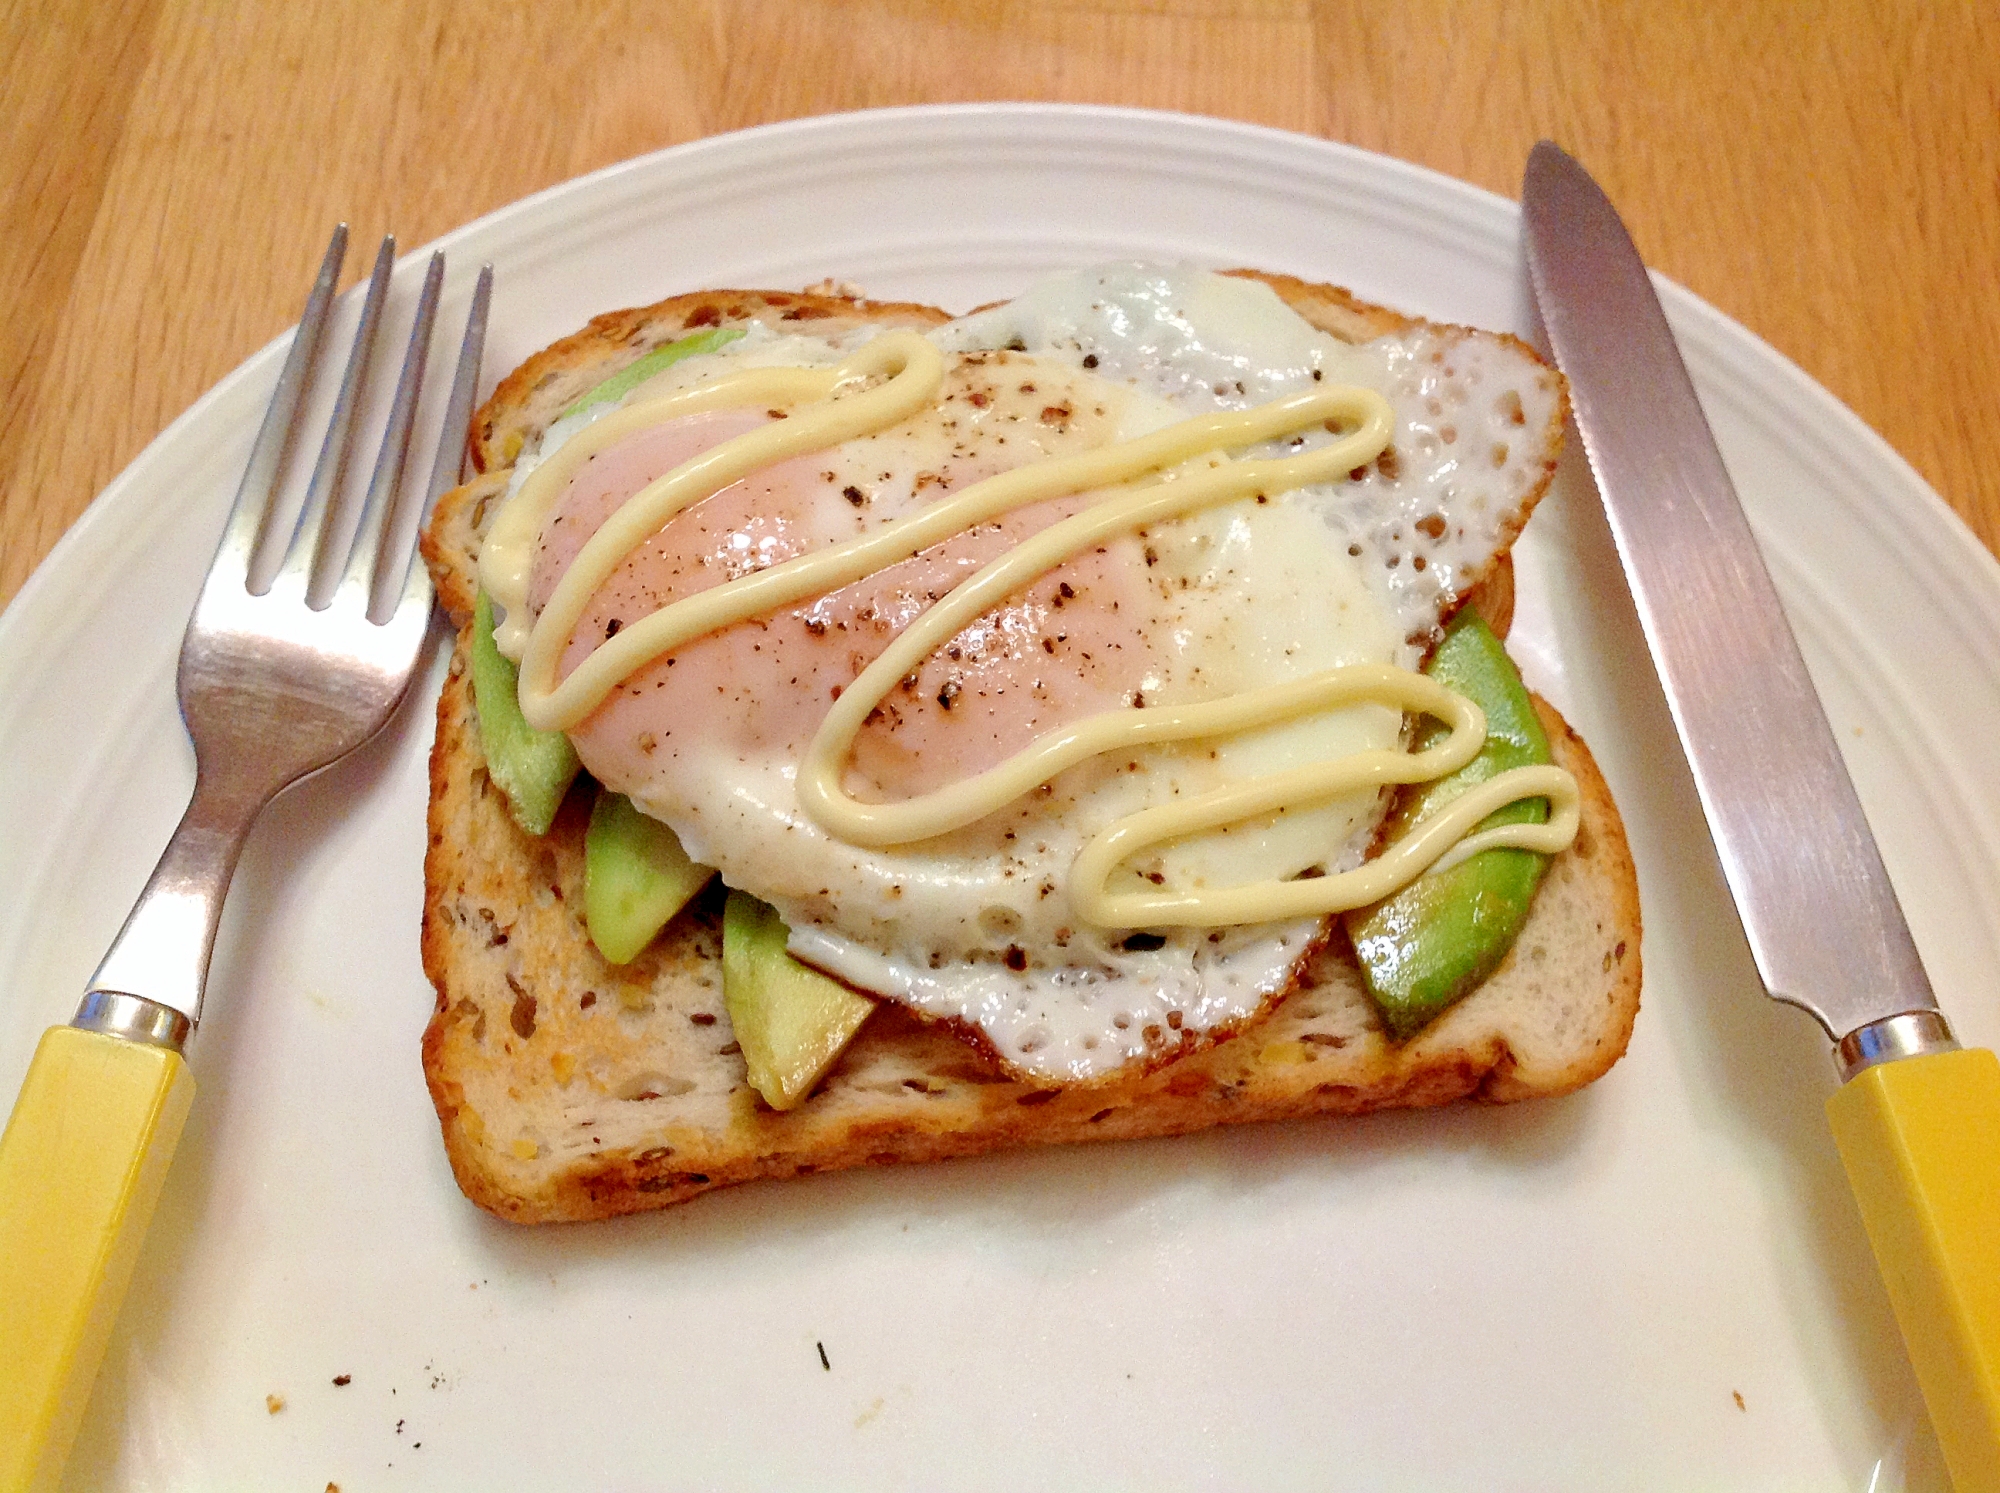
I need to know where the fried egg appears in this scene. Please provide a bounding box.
[501,265,1562,1084]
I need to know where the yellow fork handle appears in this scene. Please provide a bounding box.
[0,1026,195,1493]
[1828,1046,2000,1493]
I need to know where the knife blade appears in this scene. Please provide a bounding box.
[1524,143,1931,1049]
[1522,139,2000,1493]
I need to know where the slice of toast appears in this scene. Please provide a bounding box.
[419,278,1642,1224]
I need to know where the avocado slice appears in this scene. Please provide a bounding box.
[1345,611,1554,1039]
[721,891,876,1111]
[585,792,716,964]
[558,327,746,420]
[469,589,582,836]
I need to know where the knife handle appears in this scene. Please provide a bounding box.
[0,1025,195,1493]
[1827,1045,2000,1493]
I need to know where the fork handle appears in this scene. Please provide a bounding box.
[0,1026,195,1492]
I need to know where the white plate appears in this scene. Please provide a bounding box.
[5,105,1996,1491]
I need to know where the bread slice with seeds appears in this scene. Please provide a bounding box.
[417,278,1641,1224]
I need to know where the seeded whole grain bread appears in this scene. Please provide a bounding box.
[418,277,1642,1224]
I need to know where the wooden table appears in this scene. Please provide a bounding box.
[5,0,1996,611]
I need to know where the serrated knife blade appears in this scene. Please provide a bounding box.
[1521,140,1940,1060]
[1522,140,2000,1493]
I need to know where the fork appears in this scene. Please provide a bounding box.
[0,225,491,1489]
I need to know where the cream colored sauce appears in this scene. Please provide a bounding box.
[480,327,1578,928]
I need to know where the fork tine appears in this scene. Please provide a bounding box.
[421,265,493,526]
[227,224,347,591]
[380,262,493,622]
[337,251,444,619]
[270,235,395,606]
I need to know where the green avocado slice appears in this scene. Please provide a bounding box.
[558,326,747,420]
[469,589,582,836]
[584,792,716,964]
[1345,611,1554,1040]
[721,891,876,1111]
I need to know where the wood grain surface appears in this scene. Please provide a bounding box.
[3,0,1996,610]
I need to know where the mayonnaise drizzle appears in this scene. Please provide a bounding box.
[485,333,939,671]
[485,326,1580,928]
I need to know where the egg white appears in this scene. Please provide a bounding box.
[509,265,1560,1084]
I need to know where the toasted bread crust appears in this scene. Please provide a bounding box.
[420,274,1636,1224]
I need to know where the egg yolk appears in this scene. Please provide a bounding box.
[525,365,1160,807]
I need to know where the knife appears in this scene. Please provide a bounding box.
[1522,140,2000,1492]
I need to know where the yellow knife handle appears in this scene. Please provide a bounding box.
[1827,1046,2000,1493]
[0,1025,195,1493]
